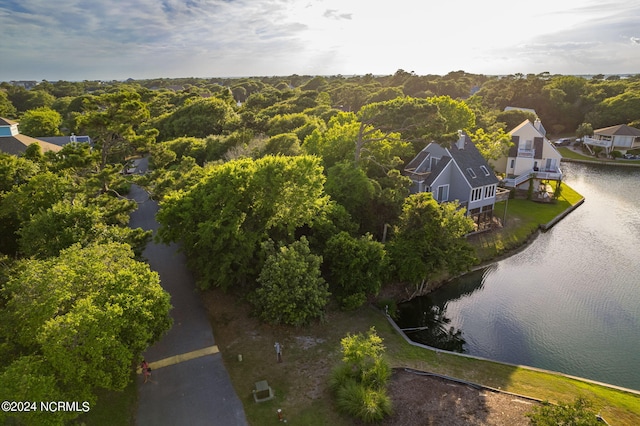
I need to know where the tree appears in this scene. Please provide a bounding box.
[526,397,601,426]
[157,155,329,290]
[0,243,172,424]
[356,97,443,163]
[324,232,388,310]
[576,122,594,139]
[263,133,302,156]
[469,127,513,161]
[388,193,476,293]
[76,90,157,171]
[303,112,413,176]
[0,90,17,117]
[325,162,376,229]
[17,201,150,259]
[18,107,62,137]
[154,97,239,141]
[251,237,329,326]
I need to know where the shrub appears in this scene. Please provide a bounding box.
[335,381,392,423]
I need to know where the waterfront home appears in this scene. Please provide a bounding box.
[582,124,640,156]
[404,131,505,231]
[491,119,563,190]
[0,117,62,155]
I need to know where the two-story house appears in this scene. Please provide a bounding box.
[404,131,504,232]
[492,119,563,189]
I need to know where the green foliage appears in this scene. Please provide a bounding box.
[334,380,392,423]
[252,237,330,326]
[157,155,329,290]
[324,232,387,310]
[324,161,376,230]
[331,327,392,423]
[154,97,239,141]
[0,152,40,193]
[263,133,302,156]
[388,193,476,287]
[469,127,513,161]
[526,397,601,425]
[0,90,17,117]
[17,201,151,259]
[18,107,63,137]
[0,243,172,424]
[576,122,594,138]
[76,90,156,171]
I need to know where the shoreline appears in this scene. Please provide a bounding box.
[382,307,640,397]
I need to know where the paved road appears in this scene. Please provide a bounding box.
[128,160,247,426]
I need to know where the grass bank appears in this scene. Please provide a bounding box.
[204,290,640,425]
[470,181,583,261]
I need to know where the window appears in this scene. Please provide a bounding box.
[430,157,439,171]
[437,185,449,202]
[480,165,490,176]
[471,187,482,202]
[524,140,533,150]
[484,185,495,199]
[466,168,477,178]
[510,159,515,169]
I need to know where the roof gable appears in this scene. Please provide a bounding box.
[448,134,499,188]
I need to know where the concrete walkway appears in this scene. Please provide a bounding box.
[128,159,247,426]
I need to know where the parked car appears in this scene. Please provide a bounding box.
[554,138,571,146]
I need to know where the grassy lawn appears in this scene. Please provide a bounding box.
[470,182,583,261]
[203,290,640,426]
[558,147,640,164]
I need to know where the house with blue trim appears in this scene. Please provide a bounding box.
[0,117,62,155]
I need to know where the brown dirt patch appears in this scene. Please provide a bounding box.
[383,370,538,426]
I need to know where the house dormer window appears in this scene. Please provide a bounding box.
[480,165,490,176]
[466,168,476,178]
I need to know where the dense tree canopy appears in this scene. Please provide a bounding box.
[388,193,476,291]
[157,155,329,290]
[17,106,63,137]
[0,242,171,425]
[252,237,330,326]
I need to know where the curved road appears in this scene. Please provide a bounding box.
[128,159,247,426]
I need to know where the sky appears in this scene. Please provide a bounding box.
[1,0,639,81]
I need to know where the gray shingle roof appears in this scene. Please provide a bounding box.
[595,124,640,137]
[448,135,498,188]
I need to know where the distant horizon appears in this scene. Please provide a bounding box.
[2,1,639,82]
[3,72,639,85]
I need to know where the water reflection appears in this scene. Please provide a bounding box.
[394,163,640,390]
[396,267,490,352]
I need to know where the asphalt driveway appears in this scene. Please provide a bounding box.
[128,161,247,426]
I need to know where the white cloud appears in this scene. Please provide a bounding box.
[1,0,639,80]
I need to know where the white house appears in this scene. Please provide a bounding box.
[583,124,640,155]
[404,131,506,231]
[491,119,563,189]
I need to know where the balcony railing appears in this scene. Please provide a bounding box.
[517,148,535,158]
[583,137,611,148]
[502,168,563,187]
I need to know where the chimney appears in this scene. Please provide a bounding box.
[534,118,546,136]
[456,130,465,149]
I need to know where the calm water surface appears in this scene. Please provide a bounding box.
[396,162,640,391]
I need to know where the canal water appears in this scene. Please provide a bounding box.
[396,162,640,391]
